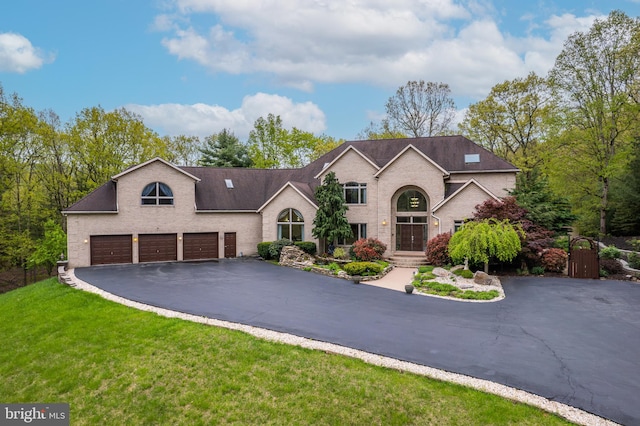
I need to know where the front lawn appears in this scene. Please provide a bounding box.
[0,280,569,425]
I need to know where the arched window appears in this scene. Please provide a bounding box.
[277,208,304,241]
[141,182,174,205]
[397,190,426,212]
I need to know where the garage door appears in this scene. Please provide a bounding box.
[91,235,133,265]
[138,234,177,263]
[183,232,219,260]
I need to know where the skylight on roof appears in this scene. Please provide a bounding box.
[464,154,480,163]
[224,179,234,189]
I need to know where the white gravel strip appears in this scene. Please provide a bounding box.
[66,269,617,426]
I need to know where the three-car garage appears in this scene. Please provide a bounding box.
[89,232,230,265]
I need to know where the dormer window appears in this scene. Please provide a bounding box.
[141,182,173,205]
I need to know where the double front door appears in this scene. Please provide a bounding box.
[396,218,427,252]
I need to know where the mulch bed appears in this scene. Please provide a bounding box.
[600,236,639,251]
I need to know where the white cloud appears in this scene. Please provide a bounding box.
[156,1,606,100]
[0,32,51,73]
[126,93,326,139]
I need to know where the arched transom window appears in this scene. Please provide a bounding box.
[397,190,427,212]
[277,208,304,241]
[141,182,174,205]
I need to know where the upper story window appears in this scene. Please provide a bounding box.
[343,182,367,204]
[141,182,174,205]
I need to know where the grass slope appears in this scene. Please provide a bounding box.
[0,279,571,425]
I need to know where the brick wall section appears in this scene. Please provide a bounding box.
[66,161,262,268]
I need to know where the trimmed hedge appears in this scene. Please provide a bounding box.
[294,241,317,255]
[343,261,384,276]
[257,242,272,259]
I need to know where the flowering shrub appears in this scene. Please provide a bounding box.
[425,233,451,266]
[540,248,568,273]
[351,238,387,261]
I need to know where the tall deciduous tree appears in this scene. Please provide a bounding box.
[548,10,640,235]
[165,134,202,166]
[312,172,352,251]
[459,72,555,174]
[199,129,252,167]
[385,80,456,137]
[67,106,168,192]
[248,114,342,168]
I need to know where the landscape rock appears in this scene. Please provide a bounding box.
[279,246,314,268]
[473,271,494,286]
[432,267,450,277]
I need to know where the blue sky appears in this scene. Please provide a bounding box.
[1,0,639,141]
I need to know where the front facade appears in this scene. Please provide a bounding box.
[63,136,518,268]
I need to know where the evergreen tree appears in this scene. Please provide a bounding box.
[312,172,352,250]
[199,129,252,168]
[509,168,576,232]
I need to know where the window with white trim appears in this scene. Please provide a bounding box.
[338,223,367,245]
[454,220,464,232]
[343,182,366,204]
[141,182,174,205]
[277,208,304,241]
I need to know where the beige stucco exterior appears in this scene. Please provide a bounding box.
[65,143,518,268]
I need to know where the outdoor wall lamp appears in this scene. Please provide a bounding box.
[83,239,88,244]
[382,219,388,226]
[433,219,439,226]
[133,237,138,243]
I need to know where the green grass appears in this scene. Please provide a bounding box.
[0,279,568,425]
[413,280,500,300]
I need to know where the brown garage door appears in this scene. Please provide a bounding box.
[138,234,177,263]
[91,235,133,265]
[183,232,219,260]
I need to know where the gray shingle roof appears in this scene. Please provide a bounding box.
[63,136,517,213]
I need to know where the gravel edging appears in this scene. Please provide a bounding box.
[66,269,617,426]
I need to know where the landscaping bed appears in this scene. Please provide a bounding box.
[411,265,504,301]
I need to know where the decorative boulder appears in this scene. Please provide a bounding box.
[473,271,494,286]
[279,245,314,268]
[432,267,450,277]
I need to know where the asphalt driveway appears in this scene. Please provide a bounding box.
[74,259,640,425]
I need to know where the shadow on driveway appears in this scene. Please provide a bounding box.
[75,259,640,425]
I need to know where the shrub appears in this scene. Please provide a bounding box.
[600,245,621,259]
[332,247,347,259]
[628,252,640,269]
[351,238,387,261]
[343,261,383,276]
[418,265,435,274]
[257,242,272,259]
[531,266,545,275]
[425,233,451,266]
[268,239,294,260]
[328,262,341,274]
[541,248,568,273]
[294,241,317,255]
[626,239,640,251]
[600,258,623,275]
[552,235,569,251]
[453,269,473,279]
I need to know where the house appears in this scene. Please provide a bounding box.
[62,136,518,268]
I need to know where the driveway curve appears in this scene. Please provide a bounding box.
[74,259,640,425]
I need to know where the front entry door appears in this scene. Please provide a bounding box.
[397,224,426,251]
[224,232,236,258]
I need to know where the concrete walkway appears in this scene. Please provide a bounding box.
[364,267,415,291]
